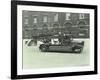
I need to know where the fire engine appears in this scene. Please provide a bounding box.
[39,33,84,53]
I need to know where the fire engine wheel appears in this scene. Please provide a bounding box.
[39,44,48,52]
[72,47,82,53]
[75,48,81,53]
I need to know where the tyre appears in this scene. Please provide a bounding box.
[75,48,81,53]
[72,46,82,53]
[39,44,49,52]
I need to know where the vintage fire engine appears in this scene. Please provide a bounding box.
[39,34,84,53]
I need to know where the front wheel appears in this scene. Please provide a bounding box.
[39,44,49,52]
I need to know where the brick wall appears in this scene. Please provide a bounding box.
[22,11,90,39]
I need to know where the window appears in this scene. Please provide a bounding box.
[43,16,48,22]
[33,17,37,23]
[66,13,70,20]
[79,14,85,19]
[54,14,58,22]
[24,18,28,24]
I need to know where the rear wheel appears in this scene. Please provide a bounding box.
[74,48,81,53]
[72,47,82,53]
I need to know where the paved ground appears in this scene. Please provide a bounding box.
[23,39,90,69]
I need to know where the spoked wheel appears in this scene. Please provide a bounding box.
[39,44,49,52]
[72,47,83,53]
[74,48,81,53]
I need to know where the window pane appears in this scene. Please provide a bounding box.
[54,14,58,22]
[33,17,37,23]
[66,13,70,20]
[79,14,85,19]
[24,18,28,24]
[43,16,48,22]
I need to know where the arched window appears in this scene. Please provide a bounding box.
[33,25,37,29]
[77,21,86,28]
[53,24,59,28]
[64,22,72,28]
[78,21,86,26]
[42,24,48,29]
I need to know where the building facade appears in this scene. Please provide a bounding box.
[22,11,90,39]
